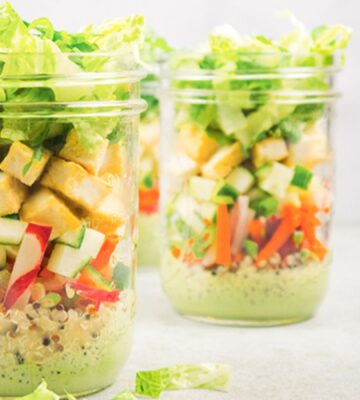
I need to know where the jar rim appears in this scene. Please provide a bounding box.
[0,99,147,119]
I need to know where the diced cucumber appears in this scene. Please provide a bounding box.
[55,225,86,249]
[81,265,112,291]
[197,202,217,221]
[291,165,313,190]
[0,245,6,269]
[47,228,105,278]
[243,239,259,258]
[247,187,267,202]
[189,176,217,202]
[256,162,293,199]
[250,196,279,217]
[212,181,238,205]
[0,218,27,245]
[226,167,255,194]
[174,193,206,234]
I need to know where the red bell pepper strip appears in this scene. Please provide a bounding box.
[70,281,119,309]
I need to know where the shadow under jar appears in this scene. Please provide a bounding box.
[0,52,145,396]
[160,52,342,326]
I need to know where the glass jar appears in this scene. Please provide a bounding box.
[0,53,145,396]
[160,53,341,326]
[138,77,161,266]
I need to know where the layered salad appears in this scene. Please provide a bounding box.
[138,30,172,266]
[161,20,351,324]
[0,3,143,396]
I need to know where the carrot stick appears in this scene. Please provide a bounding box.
[256,213,300,265]
[215,204,232,266]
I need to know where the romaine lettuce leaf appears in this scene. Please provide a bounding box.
[135,363,232,399]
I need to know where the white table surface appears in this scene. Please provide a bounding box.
[93,225,360,400]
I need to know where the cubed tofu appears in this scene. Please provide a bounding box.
[170,152,201,181]
[41,158,111,212]
[201,142,244,180]
[139,118,160,150]
[252,137,288,168]
[178,124,219,162]
[20,188,81,239]
[60,128,109,175]
[0,141,51,186]
[84,191,126,234]
[0,172,28,216]
[99,143,129,178]
[287,128,329,168]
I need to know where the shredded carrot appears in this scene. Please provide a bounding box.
[248,219,265,243]
[256,211,301,265]
[215,204,232,266]
[234,251,244,264]
[171,247,181,259]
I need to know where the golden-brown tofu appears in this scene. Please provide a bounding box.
[0,172,28,216]
[84,191,126,234]
[20,188,81,239]
[60,128,109,175]
[41,158,111,211]
[178,124,219,162]
[252,137,288,168]
[201,142,244,180]
[99,143,129,178]
[0,141,51,186]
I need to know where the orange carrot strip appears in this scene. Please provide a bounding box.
[256,213,301,265]
[215,204,232,267]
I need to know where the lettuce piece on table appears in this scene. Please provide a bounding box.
[135,363,232,398]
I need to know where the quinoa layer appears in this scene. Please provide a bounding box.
[0,290,135,397]
[161,254,330,325]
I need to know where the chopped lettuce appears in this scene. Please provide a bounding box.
[15,381,60,400]
[135,363,232,398]
[0,2,144,155]
[112,390,137,400]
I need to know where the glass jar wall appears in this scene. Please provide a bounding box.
[160,53,340,326]
[0,53,145,396]
[138,80,161,266]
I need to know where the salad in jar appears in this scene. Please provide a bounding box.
[138,29,172,266]
[0,3,145,396]
[161,20,351,325]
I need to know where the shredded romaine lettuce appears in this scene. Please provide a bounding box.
[135,363,232,398]
[15,381,59,400]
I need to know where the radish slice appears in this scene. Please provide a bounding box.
[5,223,52,309]
[230,196,250,256]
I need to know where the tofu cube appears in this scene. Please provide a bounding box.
[60,128,109,175]
[170,152,201,182]
[287,128,329,168]
[0,141,51,186]
[99,143,129,178]
[84,191,126,234]
[41,158,111,212]
[0,172,28,216]
[178,124,219,162]
[201,142,244,180]
[20,188,81,239]
[252,137,289,168]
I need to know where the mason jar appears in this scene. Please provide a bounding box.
[160,52,342,326]
[138,76,161,266]
[0,52,145,396]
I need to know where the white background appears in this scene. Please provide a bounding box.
[8,0,360,225]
